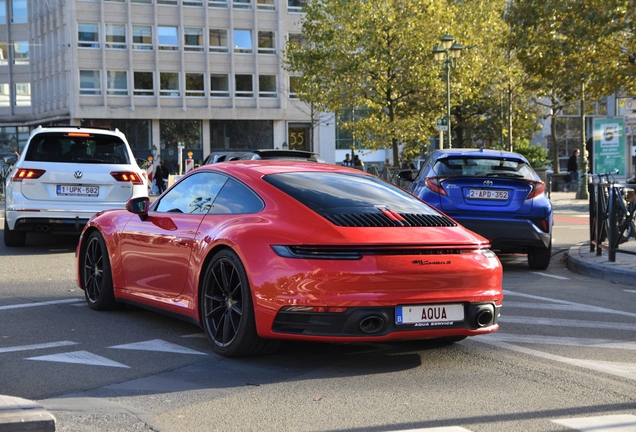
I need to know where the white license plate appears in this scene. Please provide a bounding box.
[469,189,508,200]
[57,185,99,197]
[396,304,464,325]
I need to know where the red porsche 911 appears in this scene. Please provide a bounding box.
[76,161,503,357]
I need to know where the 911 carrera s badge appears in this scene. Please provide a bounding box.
[412,259,451,265]
[74,171,83,179]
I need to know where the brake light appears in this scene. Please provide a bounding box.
[12,169,46,182]
[526,181,546,199]
[66,132,92,137]
[425,177,447,195]
[533,218,549,232]
[110,171,145,185]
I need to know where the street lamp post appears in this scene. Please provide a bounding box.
[433,35,463,149]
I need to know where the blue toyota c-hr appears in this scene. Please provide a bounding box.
[403,148,553,270]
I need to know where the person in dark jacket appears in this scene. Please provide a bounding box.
[154,160,169,193]
[565,149,580,192]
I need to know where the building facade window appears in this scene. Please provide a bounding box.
[210,120,273,150]
[185,73,204,97]
[210,74,229,97]
[160,72,180,97]
[257,31,275,54]
[287,0,305,13]
[208,0,228,8]
[235,74,253,98]
[11,0,27,23]
[209,29,228,53]
[0,1,6,24]
[12,42,28,64]
[233,0,251,9]
[132,25,153,50]
[134,71,154,96]
[79,70,101,96]
[160,119,203,171]
[107,71,128,96]
[131,0,152,3]
[258,75,277,98]
[288,33,305,48]
[105,24,127,49]
[158,26,179,50]
[289,76,300,99]
[233,29,253,54]
[0,43,8,65]
[78,23,100,49]
[14,82,30,106]
[257,0,275,10]
[184,28,204,52]
[183,0,203,5]
[0,83,9,107]
[157,0,178,5]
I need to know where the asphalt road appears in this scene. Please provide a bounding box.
[1,211,636,431]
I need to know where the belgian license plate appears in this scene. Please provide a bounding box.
[57,185,99,197]
[396,304,464,325]
[469,189,508,200]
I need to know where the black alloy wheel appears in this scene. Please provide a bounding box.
[81,231,120,310]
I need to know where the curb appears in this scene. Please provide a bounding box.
[567,244,636,287]
[0,395,55,432]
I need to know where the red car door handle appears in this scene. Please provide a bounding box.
[173,238,190,247]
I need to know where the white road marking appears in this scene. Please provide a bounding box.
[500,316,636,332]
[477,333,636,351]
[26,350,130,368]
[625,290,636,294]
[0,299,83,311]
[478,340,636,382]
[531,272,570,280]
[504,302,636,318]
[552,414,636,431]
[109,339,207,355]
[504,290,636,318]
[0,341,78,354]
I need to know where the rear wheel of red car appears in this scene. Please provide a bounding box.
[527,240,552,270]
[81,231,121,311]
[3,219,26,247]
[200,249,279,357]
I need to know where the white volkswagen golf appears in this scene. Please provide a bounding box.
[3,126,148,247]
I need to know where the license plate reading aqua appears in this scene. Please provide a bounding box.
[396,304,464,325]
[469,189,508,200]
[57,185,99,197]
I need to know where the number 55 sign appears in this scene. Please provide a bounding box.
[593,118,626,176]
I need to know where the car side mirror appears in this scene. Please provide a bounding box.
[397,170,416,182]
[126,197,150,221]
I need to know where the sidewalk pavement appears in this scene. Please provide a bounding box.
[1,192,635,431]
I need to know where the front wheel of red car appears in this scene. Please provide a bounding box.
[81,231,121,311]
[527,240,552,270]
[200,249,279,357]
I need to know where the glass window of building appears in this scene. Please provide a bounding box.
[185,73,204,97]
[210,120,273,150]
[258,31,275,54]
[158,26,179,51]
[183,0,203,5]
[210,74,229,97]
[79,70,101,96]
[0,1,6,25]
[105,24,127,49]
[288,33,305,48]
[209,29,228,53]
[233,0,251,9]
[11,0,27,23]
[134,71,154,96]
[13,42,28,65]
[0,43,8,65]
[258,75,277,98]
[0,83,9,107]
[132,26,153,50]
[257,0,275,10]
[233,29,253,54]
[131,0,152,3]
[107,71,128,96]
[14,82,30,106]
[157,0,178,5]
[235,74,253,98]
[289,76,300,99]
[78,23,100,49]
[184,28,204,52]
[160,120,203,171]
[160,72,180,97]
[287,0,305,13]
[104,0,125,2]
[209,0,228,8]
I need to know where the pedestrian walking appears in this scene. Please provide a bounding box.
[565,149,579,192]
[154,160,169,194]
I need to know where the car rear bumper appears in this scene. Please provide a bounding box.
[11,217,90,232]
[452,217,551,251]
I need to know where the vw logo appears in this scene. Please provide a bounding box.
[74,171,83,179]
[483,180,493,186]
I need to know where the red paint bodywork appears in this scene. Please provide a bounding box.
[77,161,503,342]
